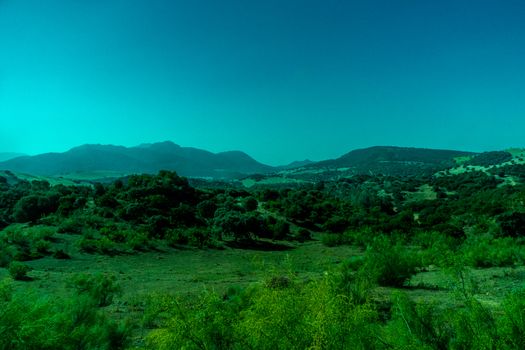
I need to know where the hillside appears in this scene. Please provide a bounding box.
[0,141,274,179]
[241,146,480,186]
[313,146,475,175]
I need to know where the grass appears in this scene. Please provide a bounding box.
[2,228,525,348]
[404,184,437,202]
[0,238,359,298]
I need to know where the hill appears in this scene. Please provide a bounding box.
[0,141,275,179]
[310,146,476,176]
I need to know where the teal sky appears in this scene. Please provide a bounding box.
[1,0,524,165]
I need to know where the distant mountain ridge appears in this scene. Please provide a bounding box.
[0,143,503,181]
[0,142,274,179]
[304,146,477,177]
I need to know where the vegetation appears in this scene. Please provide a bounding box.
[1,163,525,348]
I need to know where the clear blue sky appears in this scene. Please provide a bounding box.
[1,0,524,165]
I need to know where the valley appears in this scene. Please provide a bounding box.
[1,144,525,348]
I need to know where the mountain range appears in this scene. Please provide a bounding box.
[0,142,272,179]
[0,142,499,181]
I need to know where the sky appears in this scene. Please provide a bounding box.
[1,0,525,165]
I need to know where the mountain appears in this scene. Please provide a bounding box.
[307,146,477,177]
[0,141,274,179]
[0,153,25,162]
[279,159,315,170]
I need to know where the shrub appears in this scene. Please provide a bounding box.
[0,241,15,267]
[270,220,290,240]
[244,196,259,211]
[146,274,381,349]
[360,236,420,287]
[344,227,377,247]
[323,215,349,233]
[126,230,151,251]
[78,237,99,253]
[167,227,211,248]
[0,278,130,349]
[499,288,525,348]
[295,228,311,242]
[12,194,60,223]
[385,292,450,349]
[69,273,121,307]
[321,233,350,247]
[52,248,71,259]
[166,228,189,246]
[415,231,459,267]
[8,261,31,281]
[461,235,525,267]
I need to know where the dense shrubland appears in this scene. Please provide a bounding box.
[1,168,525,348]
[0,274,129,350]
[141,261,525,350]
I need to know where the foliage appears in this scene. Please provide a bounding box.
[145,274,380,349]
[0,278,130,350]
[360,236,420,287]
[68,273,121,307]
[8,261,31,280]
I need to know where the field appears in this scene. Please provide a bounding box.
[1,235,357,297]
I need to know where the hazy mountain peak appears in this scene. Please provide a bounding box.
[137,141,181,149]
[0,142,273,179]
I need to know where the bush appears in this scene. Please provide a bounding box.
[0,241,15,267]
[415,231,459,267]
[0,278,130,349]
[499,288,525,348]
[69,273,121,307]
[166,227,211,248]
[8,261,31,280]
[360,236,419,287]
[385,292,450,349]
[295,228,311,242]
[146,274,380,349]
[12,194,60,223]
[126,230,151,251]
[78,233,118,255]
[166,228,189,246]
[52,248,71,259]
[461,235,525,267]
[321,233,350,247]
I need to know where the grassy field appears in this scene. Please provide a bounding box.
[2,234,523,312]
[0,235,359,298]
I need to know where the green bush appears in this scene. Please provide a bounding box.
[295,228,311,242]
[57,216,85,234]
[146,274,380,350]
[166,227,211,248]
[461,235,525,267]
[126,230,151,251]
[0,224,56,261]
[499,288,525,349]
[415,231,459,267]
[166,228,189,246]
[53,248,71,259]
[0,241,15,267]
[0,278,130,349]
[78,233,118,255]
[360,236,420,287]
[69,273,121,307]
[385,292,450,349]
[8,261,31,281]
[321,233,348,247]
